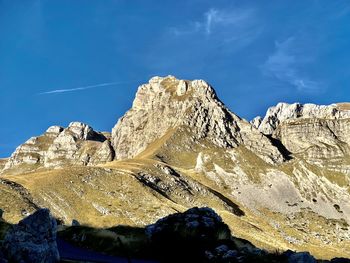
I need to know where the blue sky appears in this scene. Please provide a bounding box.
[0,0,349,157]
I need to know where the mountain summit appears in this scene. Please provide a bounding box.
[0,76,349,259]
[112,75,284,164]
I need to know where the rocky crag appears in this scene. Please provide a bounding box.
[0,76,349,259]
[2,122,114,174]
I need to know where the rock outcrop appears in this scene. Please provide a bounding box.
[146,207,231,262]
[112,76,284,164]
[2,209,59,263]
[253,102,350,172]
[275,119,350,156]
[146,207,230,243]
[2,122,114,174]
[255,102,350,135]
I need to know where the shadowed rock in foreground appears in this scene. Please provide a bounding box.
[2,209,59,263]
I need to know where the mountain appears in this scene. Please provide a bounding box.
[253,102,350,173]
[0,76,349,259]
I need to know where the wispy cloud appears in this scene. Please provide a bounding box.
[37,81,135,95]
[150,6,262,74]
[204,8,254,35]
[262,37,324,93]
[169,7,258,39]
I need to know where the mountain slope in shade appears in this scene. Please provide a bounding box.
[0,76,349,259]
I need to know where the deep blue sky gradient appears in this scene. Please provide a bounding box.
[0,0,349,157]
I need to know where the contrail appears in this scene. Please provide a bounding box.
[37,81,136,95]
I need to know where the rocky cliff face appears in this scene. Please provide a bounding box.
[254,102,350,134]
[253,102,350,173]
[2,122,114,174]
[111,76,284,164]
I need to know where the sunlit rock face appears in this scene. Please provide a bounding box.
[256,102,350,135]
[2,122,114,174]
[253,102,350,173]
[111,75,284,164]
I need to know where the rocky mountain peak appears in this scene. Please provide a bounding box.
[112,76,285,164]
[132,76,218,110]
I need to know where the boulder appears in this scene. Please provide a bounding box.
[3,209,59,263]
[146,207,231,261]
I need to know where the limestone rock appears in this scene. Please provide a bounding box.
[250,116,262,129]
[45,126,64,135]
[257,102,350,135]
[111,76,285,164]
[254,102,350,170]
[66,122,95,140]
[176,80,187,96]
[2,123,114,174]
[3,209,60,263]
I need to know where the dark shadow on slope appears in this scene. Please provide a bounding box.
[206,188,245,217]
[57,237,134,263]
[58,225,154,262]
[265,135,293,161]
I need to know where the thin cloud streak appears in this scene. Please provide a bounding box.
[204,8,255,36]
[262,37,324,93]
[170,7,257,37]
[37,81,135,95]
[205,9,217,35]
